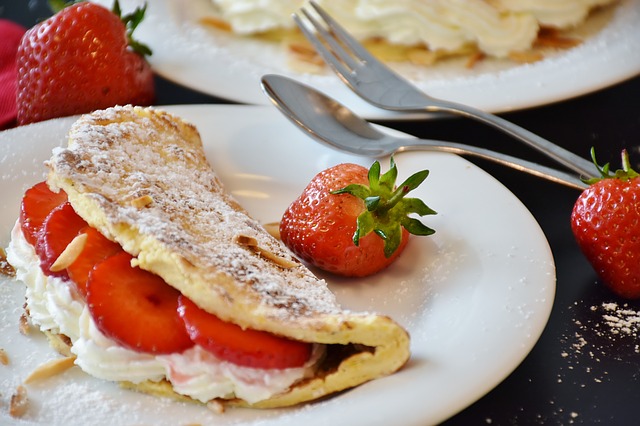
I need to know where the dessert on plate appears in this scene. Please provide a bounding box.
[204,0,618,67]
[6,105,410,410]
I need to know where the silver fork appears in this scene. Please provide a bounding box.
[294,1,595,177]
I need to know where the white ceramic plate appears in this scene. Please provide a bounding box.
[0,105,555,425]
[93,0,640,118]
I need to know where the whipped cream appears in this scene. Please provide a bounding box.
[208,0,615,57]
[8,226,84,342]
[495,0,616,28]
[7,222,320,404]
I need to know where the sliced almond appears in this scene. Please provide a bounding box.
[200,16,232,32]
[24,356,76,384]
[465,51,486,69]
[234,234,298,269]
[535,27,582,49]
[235,234,259,247]
[406,48,439,66]
[10,385,28,418]
[0,348,8,365]
[286,41,325,68]
[508,50,543,63]
[287,41,316,57]
[207,399,225,414]
[262,222,281,240]
[255,247,298,269]
[19,312,30,336]
[130,194,154,209]
[50,232,88,272]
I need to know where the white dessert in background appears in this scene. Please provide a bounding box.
[207,0,617,60]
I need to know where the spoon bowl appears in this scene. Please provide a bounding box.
[260,74,587,190]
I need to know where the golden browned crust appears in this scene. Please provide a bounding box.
[45,105,410,408]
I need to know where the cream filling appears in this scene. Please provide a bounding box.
[7,221,321,404]
[494,0,616,28]
[209,0,615,57]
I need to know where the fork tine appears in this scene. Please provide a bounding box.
[294,10,358,78]
[307,1,379,65]
[297,3,596,177]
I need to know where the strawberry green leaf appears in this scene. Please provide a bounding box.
[399,198,437,216]
[380,225,403,258]
[332,183,370,199]
[48,0,75,13]
[113,0,122,17]
[368,160,382,189]
[583,148,639,185]
[355,212,375,246]
[332,156,436,257]
[365,196,381,211]
[379,157,398,190]
[112,0,153,57]
[401,217,436,236]
[398,169,430,192]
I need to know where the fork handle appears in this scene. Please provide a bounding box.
[393,97,595,177]
[400,139,588,190]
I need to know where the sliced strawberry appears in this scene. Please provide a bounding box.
[20,181,68,245]
[87,252,194,354]
[36,202,88,279]
[178,296,312,369]
[67,226,123,297]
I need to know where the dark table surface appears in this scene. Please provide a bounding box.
[3,2,640,425]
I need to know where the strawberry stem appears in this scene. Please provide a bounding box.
[331,157,436,258]
[583,148,639,185]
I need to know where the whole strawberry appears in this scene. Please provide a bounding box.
[16,0,154,125]
[280,158,436,277]
[571,149,640,299]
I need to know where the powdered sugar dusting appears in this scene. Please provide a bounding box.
[48,106,341,320]
[563,301,640,361]
[542,298,640,423]
[598,302,640,337]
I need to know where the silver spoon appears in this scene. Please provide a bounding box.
[260,74,587,190]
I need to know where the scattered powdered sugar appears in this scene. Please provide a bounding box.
[547,299,640,423]
[558,300,640,386]
[484,299,640,425]
[564,301,640,355]
[598,302,640,338]
[48,106,343,321]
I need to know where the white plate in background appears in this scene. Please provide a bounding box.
[92,0,640,118]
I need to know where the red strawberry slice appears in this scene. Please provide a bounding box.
[67,226,123,297]
[36,201,88,279]
[20,181,68,245]
[178,296,312,369]
[87,252,194,354]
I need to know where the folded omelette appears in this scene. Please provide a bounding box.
[13,105,410,409]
